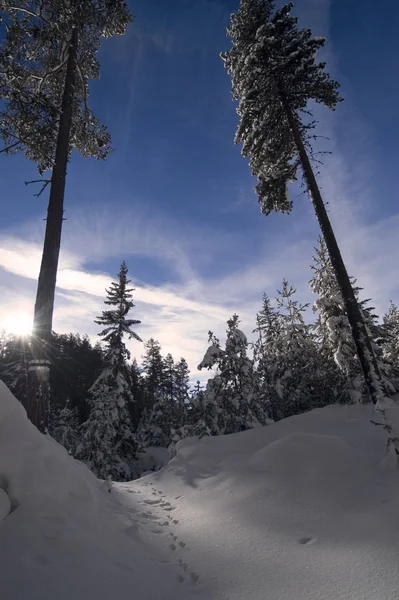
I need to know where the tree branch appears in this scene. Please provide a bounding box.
[0,139,20,153]
[25,178,51,197]
[37,56,69,92]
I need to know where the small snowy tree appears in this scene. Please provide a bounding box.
[253,294,281,420]
[198,316,262,434]
[382,302,399,387]
[50,398,79,454]
[138,354,190,450]
[254,282,329,419]
[309,238,364,403]
[77,262,142,481]
[142,338,164,408]
[310,237,394,402]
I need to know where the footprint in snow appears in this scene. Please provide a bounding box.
[169,544,177,551]
[298,537,316,546]
[190,572,200,584]
[177,575,185,583]
[173,519,179,524]
[179,541,186,548]
[144,499,161,506]
[178,559,188,572]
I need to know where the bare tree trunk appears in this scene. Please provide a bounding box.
[281,97,387,407]
[27,28,78,432]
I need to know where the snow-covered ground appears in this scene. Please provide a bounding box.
[1,380,399,599]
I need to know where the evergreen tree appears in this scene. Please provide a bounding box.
[141,338,164,408]
[50,398,79,454]
[382,302,399,387]
[0,0,133,431]
[174,358,190,409]
[253,294,281,420]
[198,316,263,434]
[221,0,388,408]
[162,353,175,402]
[309,238,364,403]
[128,358,145,427]
[310,238,394,402]
[254,282,332,419]
[50,332,105,421]
[137,354,189,450]
[273,281,325,417]
[77,262,142,481]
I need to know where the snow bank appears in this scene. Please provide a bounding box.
[0,381,100,513]
[3,377,399,600]
[126,402,399,600]
[0,382,196,600]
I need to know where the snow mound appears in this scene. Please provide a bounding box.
[0,382,197,600]
[128,403,399,600]
[0,381,100,514]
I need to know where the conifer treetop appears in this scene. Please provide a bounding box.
[0,0,133,173]
[95,261,142,362]
[221,0,342,215]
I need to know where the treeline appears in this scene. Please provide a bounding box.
[2,240,399,481]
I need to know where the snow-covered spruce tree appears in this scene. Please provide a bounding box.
[0,1,133,432]
[174,358,190,409]
[128,358,145,427]
[221,0,389,409]
[309,237,364,403]
[272,281,329,418]
[138,355,189,450]
[141,338,164,409]
[198,315,263,434]
[162,353,175,403]
[382,302,399,388]
[50,398,79,454]
[138,352,176,449]
[77,262,142,481]
[253,294,281,420]
[310,237,395,402]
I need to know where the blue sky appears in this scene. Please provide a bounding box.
[0,0,398,379]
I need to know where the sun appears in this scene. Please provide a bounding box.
[1,312,33,337]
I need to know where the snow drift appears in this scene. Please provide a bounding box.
[121,402,399,600]
[2,380,399,600]
[0,381,196,600]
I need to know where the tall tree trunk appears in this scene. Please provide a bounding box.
[281,97,387,407]
[27,28,78,433]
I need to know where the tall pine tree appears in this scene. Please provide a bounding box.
[0,0,133,431]
[221,0,389,408]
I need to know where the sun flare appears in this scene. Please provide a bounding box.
[1,311,32,337]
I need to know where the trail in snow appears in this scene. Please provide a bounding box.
[115,479,201,587]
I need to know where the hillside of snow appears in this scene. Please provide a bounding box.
[1,380,399,599]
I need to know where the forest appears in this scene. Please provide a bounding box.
[1,0,398,483]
